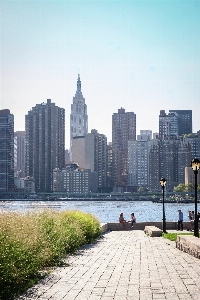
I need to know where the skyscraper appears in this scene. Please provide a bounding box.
[0,109,14,192]
[70,74,88,156]
[107,142,113,189]
[112,108,136,187]
[72,129,107,191]
[159,110,192,140]
[25,99,65,192]
[158,139,192,191]
[184,134,200,160]
[169,110,192,136]
[159,110,178,140]
[128,130,158,189]
[14,131,25,177]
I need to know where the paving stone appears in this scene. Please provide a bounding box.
[15,231,200,300]
[165,294,179,300]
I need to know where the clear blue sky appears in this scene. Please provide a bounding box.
[1,0,200,148]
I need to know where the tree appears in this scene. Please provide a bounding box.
[138,186,145,193]
[174,183,186,192]
[185,183,193,193]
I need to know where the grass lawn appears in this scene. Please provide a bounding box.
[162,232,199,241]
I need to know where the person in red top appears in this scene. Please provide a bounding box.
[119,212,126,223]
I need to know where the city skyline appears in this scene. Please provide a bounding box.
[1,0,200,149]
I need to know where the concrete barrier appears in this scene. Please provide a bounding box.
[176,235,200,259]
[144,226,162,237]
[101,221,188,231]
[101,223,108,233]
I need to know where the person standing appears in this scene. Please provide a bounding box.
[177,209,183,231]
[187,210,194,231]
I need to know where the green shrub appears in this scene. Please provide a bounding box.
[0,210,101,299]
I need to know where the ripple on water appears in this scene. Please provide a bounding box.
[0,200,196,223]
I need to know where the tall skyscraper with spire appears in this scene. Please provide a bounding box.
[70,74,88,156]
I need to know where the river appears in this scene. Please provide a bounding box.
[0,200,198,223]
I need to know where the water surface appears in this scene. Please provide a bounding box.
[0,200,197,223]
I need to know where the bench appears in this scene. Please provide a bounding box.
[176,235,200,259]
[144,226,162,237]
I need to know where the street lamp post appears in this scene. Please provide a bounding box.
[160,178,167,233]
[191,158,200,238]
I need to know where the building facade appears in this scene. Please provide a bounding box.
[184,134,200,160]
[24,176,35,193]
[158,140,192,191]
[0,109,14,192]
[25,99,65,192]
[14,177,24,191]
[72,129,107,191]
[128,131,159,189]
[177,142,192,184]
[159,110,192,140]
[70,74,88,156]
[185,167,200,186]
[112,108,136,186]
[106,142,113,189]
[169,110,192,136]
[53,164,98,193]
[14,131,25,177]
[149,142,160,191]
[131,137,193,192]
[159,110,178,140]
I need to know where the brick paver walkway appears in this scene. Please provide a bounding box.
[17,230,200,300]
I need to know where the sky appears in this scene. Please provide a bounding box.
[0,0,200,149]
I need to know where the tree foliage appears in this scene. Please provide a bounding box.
[174,183,200,192]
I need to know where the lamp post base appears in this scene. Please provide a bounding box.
[162,217,167,233]
[194,220,199,238]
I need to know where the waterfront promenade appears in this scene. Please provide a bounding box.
[17,230,200,300]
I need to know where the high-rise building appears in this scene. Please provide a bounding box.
[185,167,200,185]
[0,109,14,192]
[178,142,192,184]
[184,134,200,160]
[159,140,192,191]
[159,110,178,140]
[112,108,136,186]
[14,131,25,177]
[72,129,107,191]
[25,99,65,192]
[149,142,160,191]
[127,130,187,192]
[128,130,158,189]
[159,110,192,140]
[65,149,70,165]
[70,74,88,156]
[107,142,113,189]
[169,110,192,136]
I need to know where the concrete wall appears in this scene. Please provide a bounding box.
[101,222,188,232]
